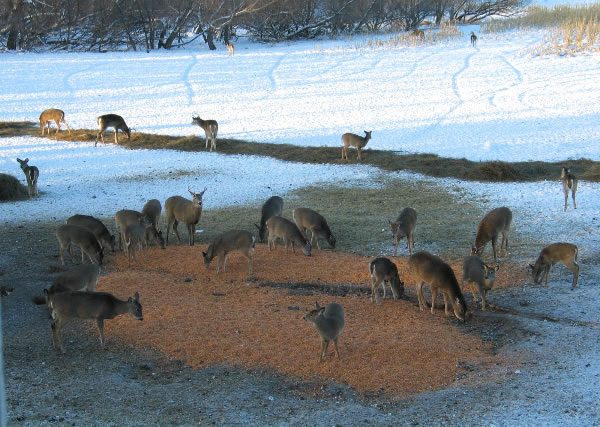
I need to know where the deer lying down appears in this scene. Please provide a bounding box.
[203,230,256,275]
[255,196,284,243]
[56,224,104,266]
[32,264,101,305]
[266,216,312,256]
[462,256,498,311]
[292,207,336,250]
[530,243,579,289]
[369,257,404,303]
[304,302,345,362]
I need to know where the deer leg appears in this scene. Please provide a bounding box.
[370,277,378,303]
[544,265,551,287]
[566,259,579,289]
[96,319,105,348]
[172,221,182,243]
[334,338,340,359]
[114,129,119,145]
[244,250,253,275]
[321,340,330,362]
[477,282,487,311]
[416,281,426,311]
[431,287,438,315]
[341,146,345,160]
[357,147,362,161]
[382,280,387,299]
[64,120,72,135]
[564,190,568,211]
[442,292,451,317]
[503,232,509,256]
[491,237,498,262]
[222,254,228,272]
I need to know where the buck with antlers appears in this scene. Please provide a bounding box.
[165,186,207,246]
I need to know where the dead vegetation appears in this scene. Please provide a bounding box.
[0,173,28,201]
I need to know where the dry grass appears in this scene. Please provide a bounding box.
[363,22,461,49]
[0,173,28,201]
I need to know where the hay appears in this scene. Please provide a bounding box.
[0,173,28,201]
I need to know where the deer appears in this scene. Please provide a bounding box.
[16,157,39,197]
[462,255,499,311]
[255,196,284,243]
[408,251,469,322]
[226,42,235,56]
[471,207,512,262]
[303,302,345,362]
[192,116,219,152]
[96,114,131,147]
[470,31,478,47]
[412,29,425,39]
[341,130,372,161]
[114,209,148,251]
[529,243,579,289]
[32,264,101,305]
[56,224,104,266]
[560,166,577,211]
[47,290,142,354]
[369,257,404,303]
[67,214,116,253]
[202,230,256,275]
[142,199,162,230]
[165,187,207,246]
[292,207,336,250]
[389,207,417,256]
[39,108,71,137]
[123,223,147,265]
[265,216,312,256]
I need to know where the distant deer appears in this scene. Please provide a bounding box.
[292,207,336,250]
[412,29,425,40]
[165,187,207,246]
[16,157,39,197]
[226,42,235,56]
[47,290,142,354]
[529,243,579,289]
[304,302,345,362]
[341,130,372,161]
[32,264,101,305]
[192,116,219,152]
[39,108,71,137]
[96,114,131,146]
[462,256,498,311]
[203,230,256,275]
[115,209,148,251]
[471,207,512,262]
[560,167,577,211]
[56,224,104,266]
[266,216,312,256]
[142,199,162,230]
[369,257,404,303]
[389,207,417,256]
[255,196,283,243]
[408,251,469,321]
[67,214,116,253]
[470,31,477,47]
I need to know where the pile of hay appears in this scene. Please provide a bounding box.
[0,173,28,201]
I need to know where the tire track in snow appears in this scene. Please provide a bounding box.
[488,54,524,109]
[182,54,198,106]
[63,63,96,99]
[268,53,287,92]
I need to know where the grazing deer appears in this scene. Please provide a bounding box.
[341,130,372,161]
[304,302,345,362]
[32,264,101,305]
[47,290,142,354]
[292,207,336,250]
[266,216,312,256]
[203,230,256,275]
[192,116,219,151]
[144,225,165,249]
[56,224,104,266]
[560,167,577,211]
[39,108,71,137]
[255,196,284,243]
[16,157,39,197]
[389,207,417,256]
[529,243,579,289]
[471,207,512,262]
[115,209,147,251]
[470,31,477,47]
[142,199,162,230]
[165,187,207,246]
[96,114,131,146]
[369,257,404,303]
[408,251,469,321]
[462,256,498,311]
[67,214,116,253]
[123,223,147,265]
[226,42,235,56]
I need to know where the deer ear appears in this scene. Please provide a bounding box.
[134,292,140,301]
[202,251,207,257]
[24,158,29,162]
[528,263,534,270]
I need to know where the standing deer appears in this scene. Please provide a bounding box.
[202,230,256,275]
[115,209,147,251]
[192,116,219,151]
[292,207,336,250]
[123,223,147,265]
[304,302,345,362]
[408,251,469,321]
[266,216,312,256]
[529,243,579,289]
[471,207,512,262]
[341,130,372,161]
[369,257,404,303]
[47,290,142,354]
[462,256,498,311]
[56,224,104,265]
[560,167,577,211]
[165,187,207,246]
[255,196,283,242]
[96,114,131,146]
[67,214,116,253]
[470,32,477,47]
[39,108,71,137]
[32,264,101,305]
[226,42,235,55]
[389,207,417,256]
[16,157,39,197]
[142,199,162,230]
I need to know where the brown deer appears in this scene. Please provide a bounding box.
[202,230,256,274]
[56,224,104,266]
[192,116,219,151]
[226,42,235,56]
[114,209,147,251]
[123,223,147,265]
[408,251,469,321]
[96,114,131,146]
[560,167,577,211]
[39,108,71,137]
[389,207,417,256]
[266,216,312,256]
[471,207,512,262]
[32,264,101,305]
[292,207,336,250]
[462,255,498,311]
[303,302,345,362]
[369,257,404,303]
[529,243,579,289]
[255,196,283,242]
[165,187,207,246]
[412,29,425,39]
[16,158,39,197]
[67,214,116,253]
[470,31,477,47]
[47,290,142,354]
[142,199,162,230]
[341,130,372,161]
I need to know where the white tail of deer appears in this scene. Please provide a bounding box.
[292,207,336,250]
[55,224,104,266]
[192,116,219,151]
[303,302,345,362]
[471,207,512,262]
[16,157,39,197]
[255,196,284,243]
[529,243,579,289]
[462,255,498,311]
[96,114,131,146]
[226,43,234,56]
[341,130,372,161]
[389,207,417,256]
[369,257,404,303]
[266,216,312,256]
[39,108,71,137]
[165,187,206,246]
[202,230,255,275]
[560,167,577,211]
